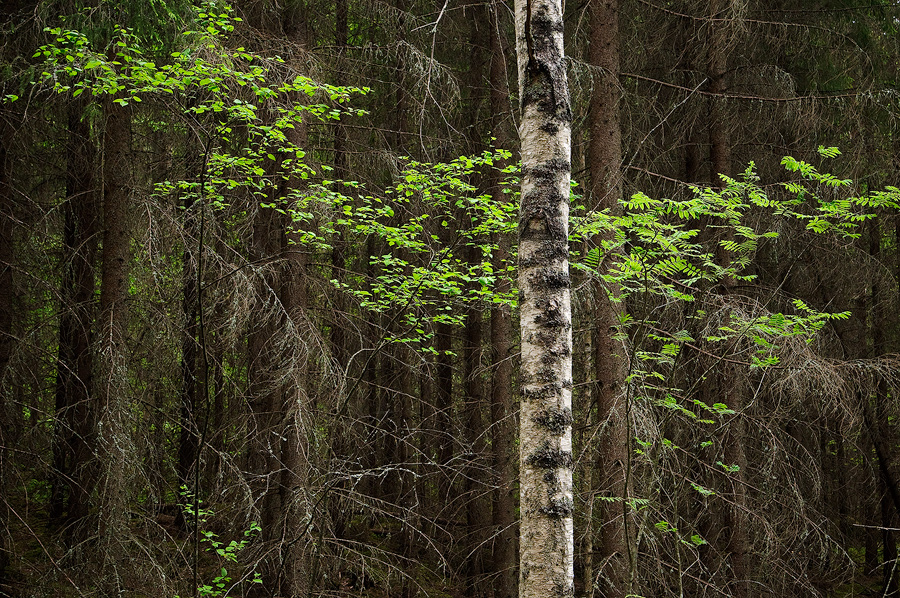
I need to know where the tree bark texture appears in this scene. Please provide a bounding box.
[51,100,99,525]
[515,0,574,595]
[489,3,517,594]
[463,247,489,597]
[80,97,134,570]
[277,20,313,590]
[587,0,631,596]
[0,114,14,582]
[588,0,621,213]
[246,167,288,551]
[177,176,201,498]
[707,0,731,184]
[463,19,490,584]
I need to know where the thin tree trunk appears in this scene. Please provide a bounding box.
[330,0,348,363]
[883,470,899,596]
[246,174,285,562]
[462,11,490,594]
[872,217,898,596]
[587,0,631,595]
[721,364,748,598]
[436,321,454,502]
[707,0,731,185]
[396,343,415,598]
[489,2,517,593]
[177,187,201,501]
[864,424,880,577]
[279,7,313,595]
[706,4,748,595]
[463,268,488,597]
[514,0,575,595]
[0,114,15,582]
[208,254,227,489]
[51,100,98,526]
[277,218,311,598]
[588,0,622,213]
[93,97,134,563]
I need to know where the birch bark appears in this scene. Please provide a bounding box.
[515,0,574,595]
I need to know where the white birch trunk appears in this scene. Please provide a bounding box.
[515,0,574,596]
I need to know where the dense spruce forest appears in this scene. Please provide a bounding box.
[2,0,900,597]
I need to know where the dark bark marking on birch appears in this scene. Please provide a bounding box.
[519,202,567,242]
[519,241,568,269]
[540,496,574,518]
[523,382,567,400]
[534,407,573,434]
[522,6,570,119]
[534,298,566,331]
[535,269,570,290]
[526,442,573,469]
[533,328,571,351]
[536,368,572,383]
[524,158,572,179]
[520,160,572,239]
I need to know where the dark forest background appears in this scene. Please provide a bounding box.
[2,1,900,597]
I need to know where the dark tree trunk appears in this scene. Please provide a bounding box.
[705,4,748,595]
[872,218,899,596]
[588,0,622,211]
[461,9,490,596]
[0,113,15,583]
[588,0,631,595]
[280,8,314,595]
[246,188,284,537]
[177,190,201,500]
[463,269,488,597]
[90,97,134,557]
[51,100,98,526]
[707,0,731,185]
[435,321,454,502]
[276,216,311,598]
[488,2,517,594]
[721,365,748,598]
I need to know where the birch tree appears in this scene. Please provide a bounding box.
[515,0,574,596]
